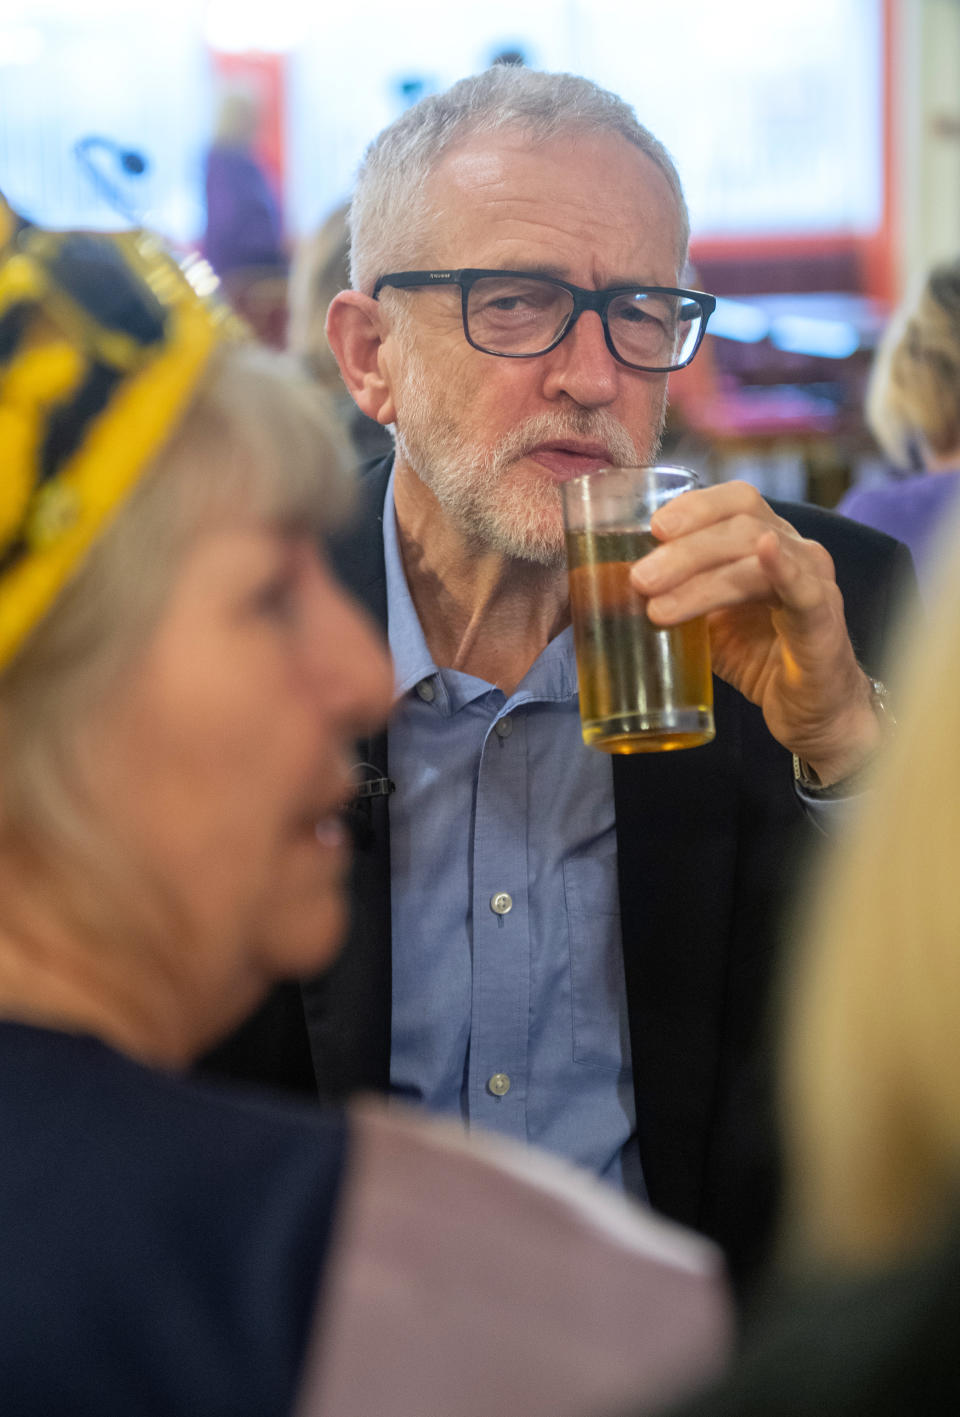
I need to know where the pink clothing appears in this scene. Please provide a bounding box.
[298,1101,732,1417]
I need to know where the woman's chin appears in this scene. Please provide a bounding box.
[258,893,348,981]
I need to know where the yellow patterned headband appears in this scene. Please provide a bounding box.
[0,196,244,672]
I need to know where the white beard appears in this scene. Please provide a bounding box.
[392,343,664,567]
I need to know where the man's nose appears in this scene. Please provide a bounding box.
[540,309,619,408]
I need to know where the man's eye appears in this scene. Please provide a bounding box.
[473,280,559,317]
[480,292,545,317]
[614,301,674,335]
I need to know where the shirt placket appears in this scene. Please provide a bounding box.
[468,702,530,1140]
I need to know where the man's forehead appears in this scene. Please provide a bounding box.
[421,129,685,275]
[439,142,506,190]
[432,126,660,189]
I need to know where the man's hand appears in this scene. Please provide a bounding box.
[629,481,881,787]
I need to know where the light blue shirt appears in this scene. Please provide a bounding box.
[384,473,643,1192]
[383,472,840,1193]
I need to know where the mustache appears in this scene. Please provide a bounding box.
[491,409,641,468]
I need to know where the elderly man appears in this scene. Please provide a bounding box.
[207,68,913,1286]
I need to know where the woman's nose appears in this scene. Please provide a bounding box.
[307,570,393,737]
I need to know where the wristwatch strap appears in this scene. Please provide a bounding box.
[792,677,895,797]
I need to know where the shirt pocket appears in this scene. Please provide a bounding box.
[562,853,631,1073]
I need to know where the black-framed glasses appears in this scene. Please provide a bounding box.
[371,268,716,372]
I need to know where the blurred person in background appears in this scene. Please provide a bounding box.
[202,85,287,281]
[202,86,288,347]
[838,258,960,590]
[287,202,393,462]
[0,199,730,1417]
[625,503,960,1417]
[206,65,917,1295]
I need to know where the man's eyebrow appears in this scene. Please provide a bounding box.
[477,263,569,281]
[516,262,569,280]
[491,265,665,290]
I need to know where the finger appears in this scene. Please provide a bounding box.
[644,555,775,624]
[755,529,836,616]
[649,479,794,541]
[644,535,833,626]
[632,513,808,596]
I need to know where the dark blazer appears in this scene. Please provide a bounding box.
[203,458,917,1288]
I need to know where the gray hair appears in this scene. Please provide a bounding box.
[0,343,354,870]
[348,67,690,293]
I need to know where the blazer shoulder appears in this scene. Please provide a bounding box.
[768,496,901,556]
[768,497,919,672]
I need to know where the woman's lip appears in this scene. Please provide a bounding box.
[527,448,613,480]
[314,815,348,848]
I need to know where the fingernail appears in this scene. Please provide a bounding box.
[650,593,677,620]
[632,556,662,589]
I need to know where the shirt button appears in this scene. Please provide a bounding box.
[490,891,513,916]
[494,716,513,738]
[487,1072,511,1097]
[415,678,435,703]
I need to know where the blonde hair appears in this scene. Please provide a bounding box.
[782,508,960,1270]
[866,258,960,469]
[0,343,353,880]
[287,202,351,389]
[213,87,260,148]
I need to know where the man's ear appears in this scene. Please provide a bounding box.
[325,291,397,426]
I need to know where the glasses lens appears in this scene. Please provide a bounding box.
[466,275,573,354]
[607,291,702,369]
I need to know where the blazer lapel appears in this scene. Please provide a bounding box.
[612,678,742,1228]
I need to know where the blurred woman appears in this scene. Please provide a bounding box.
[643,504,960,1417]
[0,200,730,1417]
[202,85,287,281]
[0,197,392,1414]
[838,258,960,589]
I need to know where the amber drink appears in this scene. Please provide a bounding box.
[562,469,715,754]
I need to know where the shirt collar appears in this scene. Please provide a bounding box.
[383,467,439,700]
[382,466,578,706]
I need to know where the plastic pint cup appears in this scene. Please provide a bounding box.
[561,466,715,754]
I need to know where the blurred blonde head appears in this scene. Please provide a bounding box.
[866,258,960,470]
[287,202,351,390]
[213,87,261,148]
[0,346,353,944]
[783,505,960,1270]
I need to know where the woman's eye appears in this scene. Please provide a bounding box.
[253,575,297,621]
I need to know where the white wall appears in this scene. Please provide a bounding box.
[898,0,960,291]
[286,0,884,245]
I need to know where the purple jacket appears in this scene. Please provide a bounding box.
[837,470,960,592]
[202,144,286,277]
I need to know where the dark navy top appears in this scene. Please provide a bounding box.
[0,1020,348,1415]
